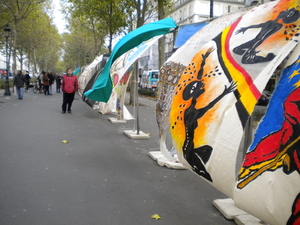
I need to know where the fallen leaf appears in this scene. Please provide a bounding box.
[151,214,161,220]
[62,140,68,143]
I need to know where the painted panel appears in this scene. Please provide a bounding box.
[234,43,300,225]
[156,7,252,163]
[97,36,162,118]
[169,0,300,199]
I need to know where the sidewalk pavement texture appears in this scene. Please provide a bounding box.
[0,87,236,225]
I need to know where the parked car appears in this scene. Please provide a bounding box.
[257,90,272,106]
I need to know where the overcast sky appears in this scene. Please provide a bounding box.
[53,0,68,34]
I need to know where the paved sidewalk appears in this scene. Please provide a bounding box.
[0,87,235,225]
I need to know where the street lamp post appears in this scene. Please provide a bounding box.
[4,24,11,96]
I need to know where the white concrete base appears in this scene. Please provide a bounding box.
[234,214,269,225]
[123,130,150,139]
[213,198,269,225]
[149,151,187,170]
[213,198,248,220]
[108,117,126,124]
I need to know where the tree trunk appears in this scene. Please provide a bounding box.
[158,0,165,69]
[128,0,148,105]
[13,19,18,75]
[210,0,214,19]
[128,70,135,105]
[33,49,37,74]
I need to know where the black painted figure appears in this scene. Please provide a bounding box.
[233,7,300,64]
[181,48,237,181]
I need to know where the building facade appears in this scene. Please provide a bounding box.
[171,0,245,25]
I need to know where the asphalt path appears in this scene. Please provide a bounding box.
[0,87,235,225]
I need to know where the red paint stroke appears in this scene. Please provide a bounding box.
[224,18,261,100]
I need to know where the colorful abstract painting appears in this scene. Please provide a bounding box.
[234,43,300,225]
[78,55,104,96]
[169,0,300,199]
[77,55,109,108]
[156,7,252,162]
[84,18,177,102]
[97,36,162,119]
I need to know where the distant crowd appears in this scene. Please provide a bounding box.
[13,68,78,114]
[37,70,62,95]
[13,70,63,99]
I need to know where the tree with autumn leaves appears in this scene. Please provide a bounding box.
[0,0,172,75]
[62,0,173,66]
[0,0,62,74]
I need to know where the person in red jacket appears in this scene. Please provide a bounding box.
[61,68,78,114]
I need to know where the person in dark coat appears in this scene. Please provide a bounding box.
[42,71,50,95]
[37,73,43,93]
[24,71,31,91]
[48,70,54,95]
[13,70,26,99]
[55,74,62,93]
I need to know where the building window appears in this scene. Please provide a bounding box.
[228,5,231,13]
[196,2,209,15]
[189,2,194,14]
[213,4,221,16]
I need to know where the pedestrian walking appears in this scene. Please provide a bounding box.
[42,71,50,95]
[61,68,78,114]
[24,71,31,91]
[48,70,54,95]
[13,70,26,99]
[56,74,62,93]
[37,73,43,93]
